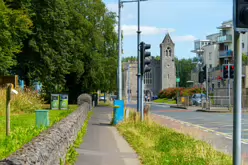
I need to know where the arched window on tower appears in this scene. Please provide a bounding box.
[165,50,168,56]
[166,47,171,56]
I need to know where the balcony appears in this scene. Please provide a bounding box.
[217,35,232,43]
[219,50,233,58]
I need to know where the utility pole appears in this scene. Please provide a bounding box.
[117,0,122,100]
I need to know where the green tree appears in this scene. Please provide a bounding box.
[175,57,195,87]
[0,0,32,75]
[5,0,118,102]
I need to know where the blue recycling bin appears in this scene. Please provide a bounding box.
[113,100,124,125]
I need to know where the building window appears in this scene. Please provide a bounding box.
[168,74,169,79]
[242,42,245,49]
[224,45,228,51]
[166,47,171,56]
[218,82,221,88]
[209,52,212,60]
[224,59,228,64]
[209,64,212,68]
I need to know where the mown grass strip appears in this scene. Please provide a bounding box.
[0,105,78,159]
[153,98,176,104]
[117,112,232,165]
[65,110,93,165]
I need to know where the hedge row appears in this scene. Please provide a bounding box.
[158,87,206,99]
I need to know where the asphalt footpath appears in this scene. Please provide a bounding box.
[75,106,140,165]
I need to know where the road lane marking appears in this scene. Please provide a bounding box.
[154,114,248,145]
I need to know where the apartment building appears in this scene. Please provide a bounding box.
[190,20,248,98]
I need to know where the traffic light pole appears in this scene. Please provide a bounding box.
[233,30,242,165]
[137,0,141,113]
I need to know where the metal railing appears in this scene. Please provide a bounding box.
[177,96,193,108]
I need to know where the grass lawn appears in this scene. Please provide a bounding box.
[117,113,232,165]
[153,98,176,104]
[0,104,78,159]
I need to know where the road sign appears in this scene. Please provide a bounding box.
[176,78,180,83]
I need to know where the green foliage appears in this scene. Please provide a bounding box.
[122,56,137,62]
[242,53,248,65]
[0,0,32,75]
[1,0,118,102]
[175,57,196,87]
[0,106,77,159]
[153,98,176,104]
[65,111,93,165]
[117,115,232,165]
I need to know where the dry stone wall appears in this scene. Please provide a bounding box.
[0,94,92,165]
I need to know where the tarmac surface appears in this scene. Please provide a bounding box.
[76,106,140,165]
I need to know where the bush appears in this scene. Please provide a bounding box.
[0,87,44,115]
[159,87,206,99]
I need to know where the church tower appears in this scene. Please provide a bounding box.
[160,33,176,90]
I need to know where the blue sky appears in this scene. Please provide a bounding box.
[103,0,232,59]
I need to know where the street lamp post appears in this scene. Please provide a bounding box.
[117,0,147,107]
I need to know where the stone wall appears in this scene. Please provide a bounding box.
[0,94,92,165]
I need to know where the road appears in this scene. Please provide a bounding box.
[127,103,248,161]
[127,103,248,141]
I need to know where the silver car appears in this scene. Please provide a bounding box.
[191,93,206,106]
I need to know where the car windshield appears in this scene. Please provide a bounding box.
[195,94,206,98]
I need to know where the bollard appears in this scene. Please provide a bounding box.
[35,110,50,128]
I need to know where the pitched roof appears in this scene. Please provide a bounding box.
[161,33,174,45]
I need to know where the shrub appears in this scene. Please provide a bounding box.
[159,87,206,99]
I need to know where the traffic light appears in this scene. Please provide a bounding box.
[234,0,248,30]
[230,65,235,79]
[202,65,206,80]
[223,65,229,79]
[199,71,204,83]
[140,42,151,75]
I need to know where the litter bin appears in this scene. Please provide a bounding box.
[92,94,98,107]
[35,110,50,127]
[113,100,124,125]
[60,94,69,110]
[51,94,60,110]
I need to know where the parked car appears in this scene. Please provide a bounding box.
[191,93,206,106]
[152,95,158,100]
[99,96,107,101]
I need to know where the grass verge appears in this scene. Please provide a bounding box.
[117,112,232,165]
[153,98,176,104]
[0,105,78,159]
[65,110,93,165]
[0,88,44,115]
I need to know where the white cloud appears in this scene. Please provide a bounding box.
[172,35,197,42]
[116,25,175,36]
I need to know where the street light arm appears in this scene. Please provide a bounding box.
[121,0,148,4]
